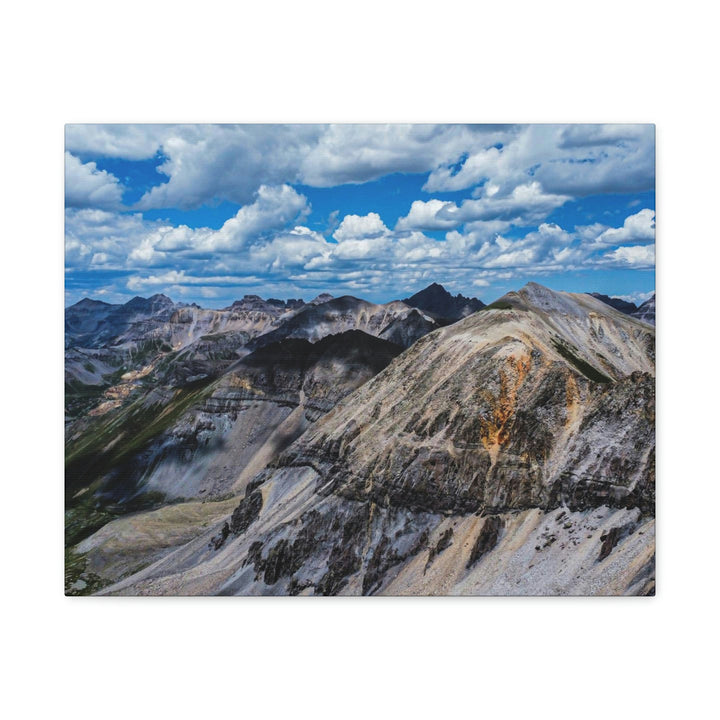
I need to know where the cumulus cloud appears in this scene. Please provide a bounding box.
[66,124,654,220]
[603,244,655,268]
[65,153,124,209]
[199,184,309,252]
[249,227,330,269]
[594,208,655,245]
[65,125,170,160]
[424,124,655,197]
[66,124,517,210]
[64,125,655,306]
[124,184,309,264]
[558,124,650,149]
[333,212,390,242]
[450,182,571,225]
[65,208,154,266]
[395,200,459,231]
[395,183,570,233]
[67,199,656,308]
[134,127,320,209]
[299,124,511,187]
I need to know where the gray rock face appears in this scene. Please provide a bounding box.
[94,284,655,597]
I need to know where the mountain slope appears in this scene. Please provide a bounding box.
[65,329,404,587]
[99,283,655,596]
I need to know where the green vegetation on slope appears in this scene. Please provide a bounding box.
[65,377,216,549]
[551,338,612,384]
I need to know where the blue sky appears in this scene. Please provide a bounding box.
[65,124,655,307]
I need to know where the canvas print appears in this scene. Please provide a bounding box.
[65,124,655,596]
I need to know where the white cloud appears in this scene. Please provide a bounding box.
[66,124,516,210]
[65,208,154,267]
[65,152,124,209]
[450,182,571,224]
[125,184,309,264]
[333,236,393,260]
[67,200,655,305]
[65,125,170,160]
[558,124,650,149]
[134,127,320,210]
[424,124,654,197]
[126,270,264,291]
[333,212,390,242]
[249,227,329,269]
[396,182,569,233]
[395,199,459,231]
[603,244,655,268]
[64,126,656,308]
[423,145,504,193]
[66,124,655,226]
[199,184,309,252]
[594,209,655,245]
[299,124,509,187]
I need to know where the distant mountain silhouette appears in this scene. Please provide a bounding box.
[402,283,485,321]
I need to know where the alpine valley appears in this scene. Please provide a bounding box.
[65,282,655,596]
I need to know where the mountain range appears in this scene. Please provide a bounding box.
[65,282,655,596]
[587,292,656,325]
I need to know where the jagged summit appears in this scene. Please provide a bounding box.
[402,282,485,321]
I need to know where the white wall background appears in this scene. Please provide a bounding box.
[1,2,716,718]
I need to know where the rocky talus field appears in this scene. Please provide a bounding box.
[65,283,655,596]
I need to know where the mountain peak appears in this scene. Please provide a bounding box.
[310,293,334,305]
[69,297,113,309]
[403,283,484,321]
